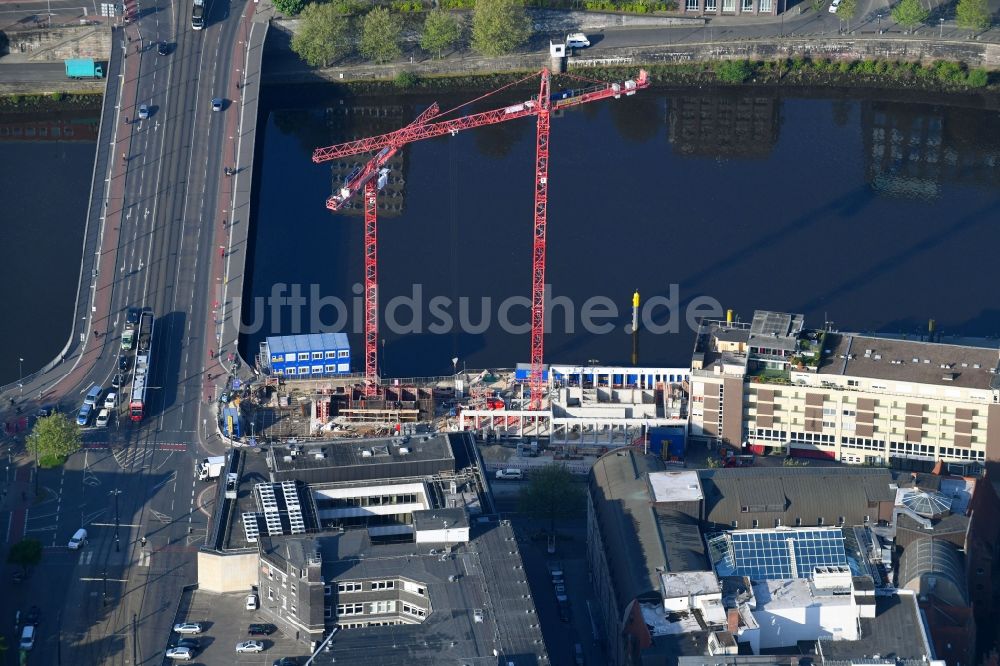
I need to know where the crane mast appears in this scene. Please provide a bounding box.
[314,69,650,407]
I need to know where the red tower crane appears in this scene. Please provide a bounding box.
[313,68,649,408]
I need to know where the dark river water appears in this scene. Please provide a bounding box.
[4,85,999,385]
[0,112,95,386]
[243,83,1000,377]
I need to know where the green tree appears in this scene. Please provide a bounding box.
[471,0,531,56]
[715,59,753,83]
[892,0,929,29]
[291,3,352,67]
[811,0,825,12]
[956,0,991,30]
[421,9,462,58]
[836,0,858,29]
[272,0,305,15]
[7,538,42,575]
[360,7,403,64]
[27,413,80,465]
[517,464,585,534]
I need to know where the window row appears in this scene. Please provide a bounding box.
[275,364,347,375]
[291,351,349,361]
[335,580,396,594]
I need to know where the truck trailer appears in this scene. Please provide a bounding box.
[197,456,226,481]
[65,59,104,79]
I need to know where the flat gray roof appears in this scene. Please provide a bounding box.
[818,593,932,661]
[818,333,1000,389]
[309,521,547,666]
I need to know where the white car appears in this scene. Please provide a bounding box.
[95,409,110,427]
[246,593,259,611]
[104,392,117,409]
[165,646,194,660]
[829,0,841,12]
[566,32,590,48]
[235,640,264,653]
[138,104,149,120]
[172,623,203,635]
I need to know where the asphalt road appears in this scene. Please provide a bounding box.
[2,0,246,662]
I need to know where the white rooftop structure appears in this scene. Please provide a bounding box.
[649,470,704,503]
[660,571,721,599]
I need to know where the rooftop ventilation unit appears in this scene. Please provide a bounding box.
[361,449,373,457]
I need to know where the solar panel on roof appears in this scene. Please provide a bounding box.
[713,528,848,580]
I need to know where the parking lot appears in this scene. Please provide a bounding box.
[168,589,305,665]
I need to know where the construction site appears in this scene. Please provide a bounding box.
[229,67,675,467]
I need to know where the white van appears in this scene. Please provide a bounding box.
[20,625,35,650]
[495,468,523,480]
[566,32,591,48]
[68,528,88,549]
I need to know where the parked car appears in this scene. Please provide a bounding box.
[566,32,590,48]
[95,408,110,427]
[236,640,265,653]
[246,593,259,611]
[495,468,523,480]
[272,658,298,666]
[165,646,194,660]
[176,638,200,650]
[248,623,276,636]
[829,0,842,12]
[172,623,203,635]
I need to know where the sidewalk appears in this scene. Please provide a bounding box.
[0,26,141,444]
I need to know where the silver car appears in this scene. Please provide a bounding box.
[172,623,202,635]
[138,104,149,120]
[235,640,264,653]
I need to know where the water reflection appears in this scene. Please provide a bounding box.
[863,101,1000,199]
[668,93,780,158]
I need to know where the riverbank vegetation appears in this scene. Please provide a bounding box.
[0,91,101,111]
[349,57,995,95]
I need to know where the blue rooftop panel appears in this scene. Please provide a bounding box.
[266,333,349,355]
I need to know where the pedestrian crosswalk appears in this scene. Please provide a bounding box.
[84,441,188,451]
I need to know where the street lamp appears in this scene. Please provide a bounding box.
[102,570,108,605]
[939,17,944,38]
[18,357,23,394]
[110,489,122,552]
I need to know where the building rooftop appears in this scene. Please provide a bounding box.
[661,571,721,599]
[412,507,468,532]
[818,333,1000,390]
[753,578,854,610]
[649,470,704,504]
[307,520,547,666]
[265,332,349,354]
[268,434,458,484]
[748,311,805,352]
[817,593,933,662]
[698,467,895,529]
[590,450,710,613]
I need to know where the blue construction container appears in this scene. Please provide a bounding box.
[514,363,549,382]
[264,333,351,378]
[222,406,241,438]
[648,426,686,460]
